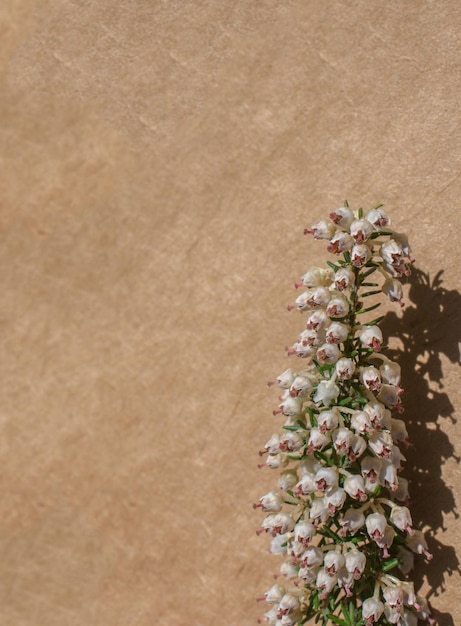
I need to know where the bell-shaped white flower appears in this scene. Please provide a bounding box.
[316,566,338,598]
[299,545,323,568]
[262,512,295,536]
[333,427,354,456]
[335,356,356,380]
[361,456,382,486]
[278,470,298,492]
[377,384,403,412]
[350,410,372,434]
[316,342,341,364]
[278,432,304,453]
[327,230,354,254]
[277,593,300,617]
[323,550,345,575]
[325,321,350,344]
[314,466,338,492]
[313,380,340,406]
[259,583,285,604]
[298,266,333,288]
[306,309,330,331]
[407,530,433,560]
[397,546,415,575]
[382,277,404,306]
[295,286,331,311]
[309,497,329,523]
[366,207,391,229]
[369,430,393,459]
[280,560,299,580]
[343,474,368,501]
[294,520,316,546]
[295,473,317,496]
[359,325,383,351]
[383,585,404,608]
[305,219,335,240]
[317,407,340,433]
[362,597,384,623]
[366,512,388,541]
[255,491,283,512]
[339,507,365,535]
[307,427,330,454]
[290,373,315,397]
[350,218,374,244]
[379,360,401,386]
[325,487,346,514]
[360,365,382,392]
[329,206,355,229]
[363,400,388,429]
[345,548,366,579]
[334,266,355,291]
[351,243,372,267]
[326,295,350,318]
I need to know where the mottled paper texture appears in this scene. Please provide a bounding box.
[0,1,460,625]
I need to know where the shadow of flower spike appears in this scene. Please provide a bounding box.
[381,268,461,625]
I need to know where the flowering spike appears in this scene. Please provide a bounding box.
[255,203,435,625]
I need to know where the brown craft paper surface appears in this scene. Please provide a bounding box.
[1,2,460,625]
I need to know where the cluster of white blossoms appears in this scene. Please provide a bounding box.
[256,204,436,626]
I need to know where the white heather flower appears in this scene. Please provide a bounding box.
[262,434,280,455]
[274,368,297,389]
[279,560,298,580]
[289,373,315,397]
[366,512,388,541]
[350,410,372,434]
[350,219,374,244]
[298,267,333,288]
[350,433,367,460]
[351,243,372,267]
[339,507,366,535]
[313,380,340,406]
[390,418,409,445]
[360,365,382,392]
[329,206,355,229]
[299,545,323,568]
[381,459,399,492]
[359,325,383,351]
[323,550,345,576]
[270,533,291,555]
[379,360,401,386]
[325,321,350,344]
[295,473,316,496]
[305,219,336,240]
[344,475,368,501]
[263,512,295,536]
[334,266,355,291]
[307,428,330,453]
[316,567,338,598]
[369,430,393,459]
[309,497,329,523]
[278,470,298,492]
[316,342,341,364]
[382,277,404,306]
[278,396,304,419]
[260,583,285,604]
[363,400,388,429]
[366,207,391,229]
[314,466,339,492]
[332,427,354,456]
[279,432,304,453]
[317,407,341,433]
[383,586,404,609]
[278,610,303,626]
[297,566,317,583]
[338,568,354,596]
[306,309,330,331]
[294,520,316,546]
[277,593,300,617]
[326,295,349,318]
[255,491,283,512]
[381,239,410,277]
[360,456,382,485]
[377,384,403,412]
[345,548,366,579]
[407,530,433,560]
[362,597,384,623]
[334,357,355,380]
[325,487,346,514]
[327,230,354,254]
[295,286,331,311]
[264,453,289,469]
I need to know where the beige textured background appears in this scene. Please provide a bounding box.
[1,1,460,625]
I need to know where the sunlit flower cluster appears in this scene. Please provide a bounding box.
[256,204,435,626]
